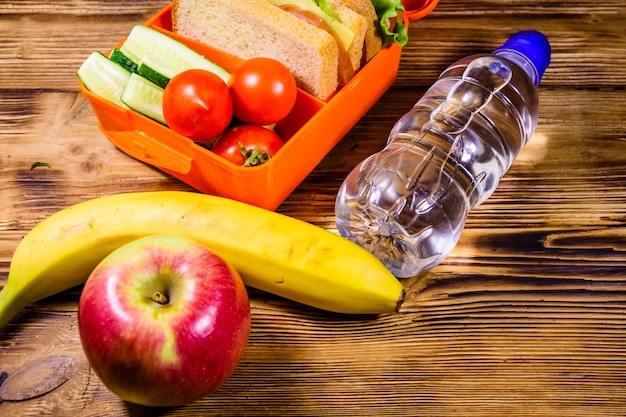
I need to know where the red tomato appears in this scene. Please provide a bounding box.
[163,69,232,141]
[212,125,284,167]
[228,57,298,126]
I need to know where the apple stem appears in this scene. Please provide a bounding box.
[152,291,169,305]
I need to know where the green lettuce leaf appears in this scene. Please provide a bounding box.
[370,0,408,47]
[314,0,341,21]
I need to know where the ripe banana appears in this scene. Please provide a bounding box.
[0,191,404,327]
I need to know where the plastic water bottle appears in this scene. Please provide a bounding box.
[335,31,551,278]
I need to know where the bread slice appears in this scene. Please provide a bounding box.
[172,0,340,101]
[332,0,382,62]
[325,0,368,71]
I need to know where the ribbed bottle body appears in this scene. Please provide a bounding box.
[336,39,548,278]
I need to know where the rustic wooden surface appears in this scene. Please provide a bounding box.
[2,0,626,415]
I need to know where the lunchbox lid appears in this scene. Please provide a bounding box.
[403,0,439,21]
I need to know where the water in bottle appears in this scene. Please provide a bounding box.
[335,31,551,278]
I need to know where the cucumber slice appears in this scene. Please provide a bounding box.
[109,48,138,73]
[121,73,166,125]
[77,52,131,108]
[120,25,230,84]
[137,59,170,89]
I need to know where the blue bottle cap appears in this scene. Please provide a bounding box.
[494,30,551,86]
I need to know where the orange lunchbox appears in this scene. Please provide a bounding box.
[79,1,438,210]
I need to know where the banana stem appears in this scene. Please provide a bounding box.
[0,285,26,328]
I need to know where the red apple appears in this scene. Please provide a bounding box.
[78,234,251,407]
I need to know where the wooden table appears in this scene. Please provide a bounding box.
[2,0,626,415]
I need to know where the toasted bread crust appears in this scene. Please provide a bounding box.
[173,0,340,100]
[326,0,368,71]
[331,0,382,61]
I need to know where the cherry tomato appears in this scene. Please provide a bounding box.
[212,125,284,167]
[228,57,298,126]
[163,69,233,141]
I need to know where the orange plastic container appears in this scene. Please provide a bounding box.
[79,1,438,210]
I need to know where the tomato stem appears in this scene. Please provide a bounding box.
[239,142,272,167]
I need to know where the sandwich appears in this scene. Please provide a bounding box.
[172,0,407,101]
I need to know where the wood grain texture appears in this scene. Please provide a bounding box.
[2,0,626,415]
